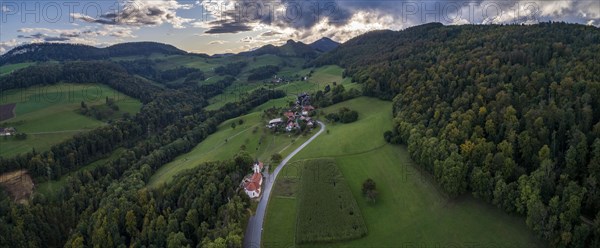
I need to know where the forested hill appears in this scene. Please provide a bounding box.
[309,37,340,52]
[318,22,600,247]
[239,39,319,58]
[0,42,196,65]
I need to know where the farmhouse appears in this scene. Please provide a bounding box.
[243,161,265,198]
[267,118,284,128]
[301,105,315,116]
[0,127,16,136]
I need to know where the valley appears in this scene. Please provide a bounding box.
[0,22,598,248]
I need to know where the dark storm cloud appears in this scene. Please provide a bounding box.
[72,0,191,28]
[17,32,73,42]
[200,0,354,34]
[205,21,253,34]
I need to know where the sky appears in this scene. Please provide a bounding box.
[0,0,599,55]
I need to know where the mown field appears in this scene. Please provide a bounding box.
[0,83,141,157]
[295,158,367,244]
[262,97,543,247]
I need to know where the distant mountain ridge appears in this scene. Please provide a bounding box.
[0,42,197,65]
[239,37,339,58]
[1,37,340,65]
[239,39,319,58]
[309,37,340,52]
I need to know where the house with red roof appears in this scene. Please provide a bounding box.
[243,161,265,198]
[244,173,263,198]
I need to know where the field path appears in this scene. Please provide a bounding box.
[244,121,325,248]
[28,129,90,135]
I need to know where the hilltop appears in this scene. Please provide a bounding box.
[0,41,200,65]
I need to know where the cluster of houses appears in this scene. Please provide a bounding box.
[0,127,15,136]
[270,75,309,84]
[243,161,264,198]
[266,93,316,132]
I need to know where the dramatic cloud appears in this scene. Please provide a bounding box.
[72,0,193,28]
[260,30,282,37]
[208,40,228,44]
[240,36,254,43]
[0,39,19,54]
[196,0,599,41]
[203,20,253,34]
[3,26,139,52]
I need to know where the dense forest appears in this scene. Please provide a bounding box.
[214,62,248,76]
[316,22,600,247]
[0,42,200,65]
[247,65,280,81]
[0,60,284,247]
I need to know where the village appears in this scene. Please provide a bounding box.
[242,92,317,199]
[266,93,315,132]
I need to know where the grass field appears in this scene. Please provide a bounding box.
[307,65,360,92]
[0,83,141,157]
[295,158,367,244]
[262,97,543,247]
[0,62,34,76]
[205,65,360,110]
[148,101,315,187]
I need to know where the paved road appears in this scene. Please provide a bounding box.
[243,121,325,248]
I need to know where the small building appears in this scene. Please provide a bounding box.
[253,161,264,174]
[284,111,295,118]
[243,173,263,198]
[0,127,15,136]
[301,105,315,116]
[267,118,283,128]
[286,122,299,132]
[243,161,265,199]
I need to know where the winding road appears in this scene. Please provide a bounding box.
[243,121,325,248]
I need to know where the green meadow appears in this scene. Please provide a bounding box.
[147,99,316,187]
[295,158,367,244]
[0,62,34,76]
[0,83,141,157]
[205,64,359,110]
[262,97,543,247]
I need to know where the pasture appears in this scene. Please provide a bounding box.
[205,64,359,110]
[0,83,141,157]
[295,158,367,244]
[262,97,543,247]
[147,100,315,187]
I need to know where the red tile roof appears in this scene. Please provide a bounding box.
[244,173,263,192]
[251,173,262,182]
[284,112,295,117]
[244,181,259,191]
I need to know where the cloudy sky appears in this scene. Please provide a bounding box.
[0,0,598,55]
